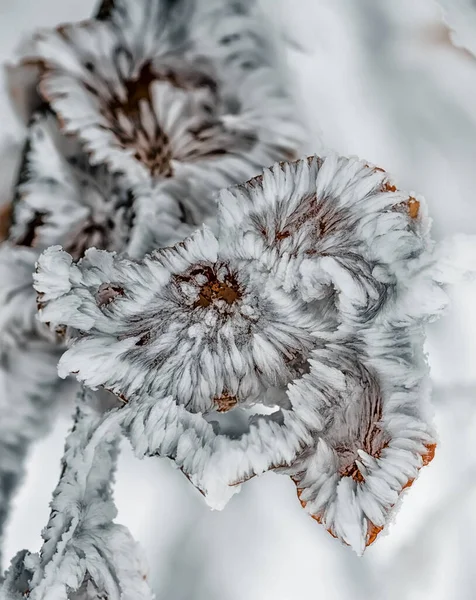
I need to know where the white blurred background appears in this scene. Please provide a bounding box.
[1,1,476,598]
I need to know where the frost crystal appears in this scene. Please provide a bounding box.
[34,155,448,549]
[33,230,317,506]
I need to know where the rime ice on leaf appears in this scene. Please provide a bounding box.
[283,339,437,554]
[34,155,445,532]
[25,0,303,203]
[0,388,153,600]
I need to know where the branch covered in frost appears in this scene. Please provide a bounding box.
[0,105,143,575]
[0,387,153,600]
[0,243,65,574]
[34,154,449,551]
[0,339,63,577]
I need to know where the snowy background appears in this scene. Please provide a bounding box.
[2,1,476,599]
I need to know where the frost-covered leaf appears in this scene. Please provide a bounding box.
[283,338,437,554]
[217,155,427,308]
[0,550,39,598]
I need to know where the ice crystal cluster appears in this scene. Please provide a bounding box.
[0,0,461,597]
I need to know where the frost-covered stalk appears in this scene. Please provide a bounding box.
[0,240,65,573]
[0,387,154,600]
[0,339,62,575]
[0,0,303,569]
[0,142,42,570]
[33,154,450,553]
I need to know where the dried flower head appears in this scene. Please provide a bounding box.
[217,155,444,552]
[25,0,303,198]
[34,154,446,535]
[283,338,437,554]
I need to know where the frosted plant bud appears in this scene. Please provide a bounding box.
[23,0,303,201]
